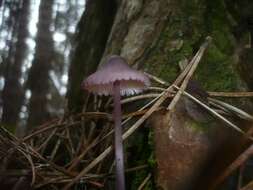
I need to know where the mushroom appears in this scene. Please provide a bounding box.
[82,55,150,190]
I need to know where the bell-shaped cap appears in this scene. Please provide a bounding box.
[82,55,150,96]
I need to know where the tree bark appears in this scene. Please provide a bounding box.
[66,0,117,113]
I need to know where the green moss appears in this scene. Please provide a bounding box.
[127,128,155,190]
[3,125,16,133]
[147,129,156,168]
[195,43,240,91]
[192,0,243,91]
[204,1,233,48]
[143,0,206,83]
[131,169,152,190]
[144,0,242,93]
[187,119,211,132]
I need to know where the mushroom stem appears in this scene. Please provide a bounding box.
[113,81,125,190]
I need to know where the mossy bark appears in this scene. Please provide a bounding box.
[143,0,243,91]
[67,0,253,108]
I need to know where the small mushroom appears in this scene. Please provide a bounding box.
[82,55,150,190]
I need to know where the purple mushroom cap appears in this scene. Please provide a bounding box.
[82,55,150,96]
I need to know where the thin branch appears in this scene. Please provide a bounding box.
[209,144,253,190]
[208,98,253,121]
[137,173,152,190]
[241,180,253,190]
[121,93,162,104]
[62,86,173,190]
[173,85,247,135]
[209,91,253,97]
[167,36,211,111]
[23,112,111,141]
[144,72,169,85]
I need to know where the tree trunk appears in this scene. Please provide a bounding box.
[66,0,117,113]
[66,0,253,189]
[1,0,30,131]
[27,0,54,129]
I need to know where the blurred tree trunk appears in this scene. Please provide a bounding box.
[27,0,54,130]
[1,0,30,130]
[66,0,117,113]
[66,0,253,189]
